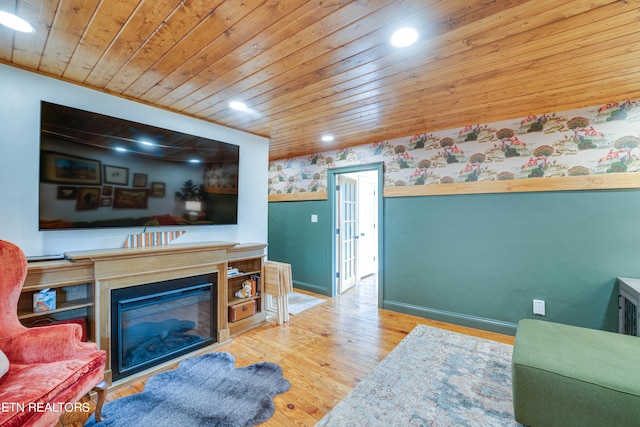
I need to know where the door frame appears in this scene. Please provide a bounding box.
[327,162,384,307]
[354,171,378,280]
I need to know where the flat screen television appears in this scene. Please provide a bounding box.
[39,101,239,230]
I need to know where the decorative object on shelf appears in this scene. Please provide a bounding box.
[235,281,253,299]
[251,274,261,296]
[229,300,257,322]
[123,230,186,248]
[33,288,56,312]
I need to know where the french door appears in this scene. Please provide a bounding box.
[337,175,358,294]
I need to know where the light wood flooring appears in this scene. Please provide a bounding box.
[66,276,514,426]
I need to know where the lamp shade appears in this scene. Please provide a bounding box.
[185,201,202,211]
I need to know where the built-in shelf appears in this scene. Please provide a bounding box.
[228,269,261,278]
[229,294,260,303]
[19,299,94,320]
[22,259,95,341]
[226,245,266,336]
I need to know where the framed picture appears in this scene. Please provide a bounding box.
[150,182,166,197]
[102,185,113,196]
[133,173,148,188]
[41,151,102,185]
[100,197,112,207]
[57,186,77,200]
[104,165,129,185]
[76,187,101,210]
[113,188,149,209]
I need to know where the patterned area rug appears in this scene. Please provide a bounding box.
[288,291,325,315]
[84,352,290,427]
[316,325,520,426]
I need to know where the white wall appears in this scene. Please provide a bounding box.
[0,64,269,256]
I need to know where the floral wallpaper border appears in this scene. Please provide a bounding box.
[268,99,640,195]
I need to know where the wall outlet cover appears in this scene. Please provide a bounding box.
[533,299,546,316]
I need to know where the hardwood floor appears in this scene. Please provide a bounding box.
[77,275,514,426]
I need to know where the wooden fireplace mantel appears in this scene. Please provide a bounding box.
[24,241,267,388]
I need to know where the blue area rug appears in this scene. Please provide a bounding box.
[317,325,521,426]
[85,352,290,427]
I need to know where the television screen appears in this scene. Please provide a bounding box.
[39,101,239,230]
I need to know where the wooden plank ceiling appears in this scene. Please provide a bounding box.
[1,0,640,160]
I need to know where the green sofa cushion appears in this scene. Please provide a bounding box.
[512,319,640,426]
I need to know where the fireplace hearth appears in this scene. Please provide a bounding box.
[111,274,217,381]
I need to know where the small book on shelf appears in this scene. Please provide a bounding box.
[250,274,261,296]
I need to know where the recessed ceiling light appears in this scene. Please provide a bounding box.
[321,135,334,142]
[114,147,127,153]
[189,159,201,164]
[391,27,418,48]
[0,11,35,33]
[139,140,154,146]
[229,101,248,111]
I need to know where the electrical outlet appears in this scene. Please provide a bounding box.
[533,299,546,316]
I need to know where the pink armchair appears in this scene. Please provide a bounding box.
[0,241,107,427]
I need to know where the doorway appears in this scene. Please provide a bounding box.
[328,163,383,306]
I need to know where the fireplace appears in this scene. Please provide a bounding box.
[111,273,217,381]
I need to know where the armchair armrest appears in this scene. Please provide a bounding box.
[0,323,100,364]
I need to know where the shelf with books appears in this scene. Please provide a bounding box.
[225,244,267,336]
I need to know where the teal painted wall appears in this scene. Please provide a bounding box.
[268,200,330,294]
[269,189,640,334]
[383,189,640,333]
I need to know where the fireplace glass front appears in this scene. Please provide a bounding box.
[111,274,216,381]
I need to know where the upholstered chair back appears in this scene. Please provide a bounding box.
[0,240,29,336]
[0,240,108,427]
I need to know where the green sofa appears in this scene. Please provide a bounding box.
[512,319,640,426]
